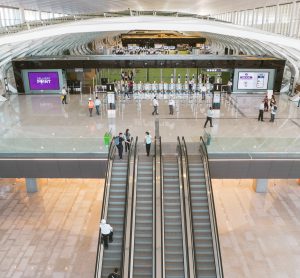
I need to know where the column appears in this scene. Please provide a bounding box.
[26,178,38,193]
[261,6,266,30]
[19,8,25,24]
[273,4,279,33]
[289,1,297,37]
[253,179,268,193]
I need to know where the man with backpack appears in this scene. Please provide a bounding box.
[114,133,129,159]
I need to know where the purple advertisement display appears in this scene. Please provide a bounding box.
[28,72,60,90]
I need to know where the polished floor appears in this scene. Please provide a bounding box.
[0,92,299,153]
[1,178,300,277]
[213,178,300,278]
[0,178,103,278]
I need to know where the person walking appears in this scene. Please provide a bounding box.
[270,105,277,122]
[263,95,269,112]
[152,96,159,115]
[61,86,67,104]
[258,101,264,121]
[144,131,152,156]
[270,95,276,108]
[168,97,175,115]
[88,98,94,117]
[227,79,232,94]
[201,83,207,100]
[124,129,131,152]
[124,82,130,99]
[108,268,120,278]
[114,133,125,159]
[95,96,101,115]
[204,107,214,128]
[100,219,113,249]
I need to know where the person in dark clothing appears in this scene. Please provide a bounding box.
[108,268,120,278]
[144,131,152,156]
[124,129,131,152]
[114,133,125,159]
[258,101,264,121]
[263,95,269,112]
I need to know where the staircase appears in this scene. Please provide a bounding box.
[132,155,154,278]
[101,156,128,278]
[188,155,216,278]
[162,154,185,278]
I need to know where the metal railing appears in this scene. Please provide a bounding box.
[153,137,157,277]
[120,137,134,277]
[159,136,164,278]
[177,136,190,278]
[128,137,138,277]
[181,136,197,277]
[94,139,115,278]
[199,136,224,277]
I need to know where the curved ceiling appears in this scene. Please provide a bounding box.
[2,16,300,53]
[0,0,293,16]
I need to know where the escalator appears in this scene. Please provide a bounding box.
[182,137,223,278]
[130,143,155,277]
[95,139,134,278]
[162,152,187,278]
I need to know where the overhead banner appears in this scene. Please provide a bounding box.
[238,72,269,90]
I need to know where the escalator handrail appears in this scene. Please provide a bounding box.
[128,136,138,278]
[177,136,190,278]
[94,140,116,278]
[153,137,157,277]
[199,136,224,277]
[159,136,164,278]
[120,137,135,277]
[182,136,197,277]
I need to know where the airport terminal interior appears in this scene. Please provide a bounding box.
[0,1,300,278]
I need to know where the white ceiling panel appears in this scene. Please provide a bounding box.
[0,0,294,15]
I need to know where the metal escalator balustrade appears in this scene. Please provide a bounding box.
[95,140,115,278]
[162,148,187,278]
[199,136,223,278]
[182,137,223,278]
[94,138,134,278]
[130,140,156,278]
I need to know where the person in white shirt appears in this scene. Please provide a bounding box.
[227,80,233,93]
[270,105,277,122]
[201,84,207,100]
[100,219,113,248]
[258,101,265,121]
[61,87,67,104]
[94,96,101,115]
[168,97,175,115]
[144,131,152,156]
[204,107,214,128]
[152,97,159,115]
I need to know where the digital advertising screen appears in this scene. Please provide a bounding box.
[28,71,60,90]
[238,72,269,90]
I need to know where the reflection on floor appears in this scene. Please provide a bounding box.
[0,178,103,278]
[213,179,300,278]
[1,178,300,277]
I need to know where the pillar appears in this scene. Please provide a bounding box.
[26,178,38,193]
[253,179,268,193]
[19,8,25,24]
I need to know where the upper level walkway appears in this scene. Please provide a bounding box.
[0,92,299,177]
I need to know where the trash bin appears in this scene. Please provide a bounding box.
[204,131,211,146]
[104,132,112,147]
